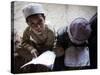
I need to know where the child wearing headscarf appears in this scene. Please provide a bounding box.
[53,18,91,70]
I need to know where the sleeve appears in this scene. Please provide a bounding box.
[43,24,56,50]
[56,29,68,49]
[21,27,38,55]
[45,28,55,50]
[53,28,68,57]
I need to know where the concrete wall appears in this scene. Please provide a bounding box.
[13,1,97,37]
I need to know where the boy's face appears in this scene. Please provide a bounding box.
[27,14,45,34]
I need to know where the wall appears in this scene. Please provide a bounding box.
[13,1,97,37]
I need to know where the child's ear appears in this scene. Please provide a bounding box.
[42,14,45,20]
[26,20,30,26]
[27,22,31,27]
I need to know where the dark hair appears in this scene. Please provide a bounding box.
[26,14,45,23]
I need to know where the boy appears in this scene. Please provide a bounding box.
[15,3,55,73]
[21,3,55,58]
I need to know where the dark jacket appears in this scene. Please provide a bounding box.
[88,13,97,69]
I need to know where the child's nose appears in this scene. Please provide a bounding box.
[37,25,41,29]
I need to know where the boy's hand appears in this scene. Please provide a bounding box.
[31,49,39,58]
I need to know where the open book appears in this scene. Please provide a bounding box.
[21,51,56,70]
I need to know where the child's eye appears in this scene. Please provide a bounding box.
[39,22,43,25]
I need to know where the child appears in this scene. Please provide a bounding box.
[54,18,91,70]
[21,3,55,58]
[14,3,55,73]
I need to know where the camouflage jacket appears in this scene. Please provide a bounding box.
[21,25,55,55]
